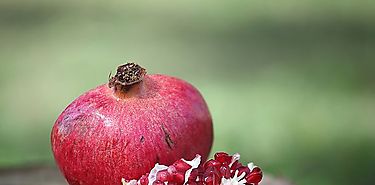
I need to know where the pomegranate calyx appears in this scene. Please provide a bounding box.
[109,63,146,90]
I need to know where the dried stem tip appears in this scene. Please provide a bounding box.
[109,63,146,88]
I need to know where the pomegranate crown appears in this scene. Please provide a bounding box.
[109,63,147,88]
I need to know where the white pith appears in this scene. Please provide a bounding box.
[221,170,247,185]
[147,163,169,185]
[182,154,201,184]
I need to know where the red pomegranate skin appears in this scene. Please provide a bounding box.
[51,74,213,185]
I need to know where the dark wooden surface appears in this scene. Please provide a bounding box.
[0,166,292,185]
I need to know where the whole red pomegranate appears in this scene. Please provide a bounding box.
[51,63,213,185]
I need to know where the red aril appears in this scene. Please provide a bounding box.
[122,152,263,185]
[51,63,213,185]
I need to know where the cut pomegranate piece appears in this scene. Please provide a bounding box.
[122,152,263,185]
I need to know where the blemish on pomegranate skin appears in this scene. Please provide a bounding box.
[161,124,174,149]
[140,136,145,143]
[156,155,160,163]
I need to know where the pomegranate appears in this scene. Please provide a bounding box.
[51,63,213,185]
[122,152,263,185]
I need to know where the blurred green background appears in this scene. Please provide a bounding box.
[1,1,374,185]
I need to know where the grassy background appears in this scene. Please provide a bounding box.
[1,1,375,185]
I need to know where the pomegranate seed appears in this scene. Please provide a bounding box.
[229,160,243,171]
[168,165,177,174]
[236,166,250,177]
[251,167,262,173]
[203,166,221,185]
[152,180,164,185]
[173,159,192,172]
[204,176,213,185]
[170,172,185,184]
[196,181,204,185]
[203,159,221,169]
[188,168,199,181]
[246,172,263,184]
[203,166,220,177]
[139,174,149,185]
[156,169,169,182]
[214,152,232,164]
[204,173,221,185]
[219,165,231,179]
[186,182,198,185]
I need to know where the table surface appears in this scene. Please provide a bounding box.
[0,166,292,185]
